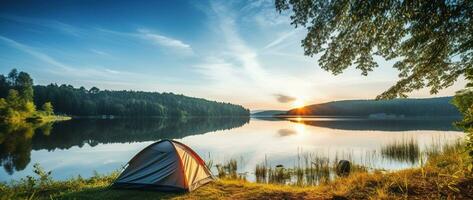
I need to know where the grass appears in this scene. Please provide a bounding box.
[1,141,472,199]
[254,153,369,186]
[381,137,420,164]
[215,159,239,179]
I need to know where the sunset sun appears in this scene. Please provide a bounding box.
[292,98,305,108]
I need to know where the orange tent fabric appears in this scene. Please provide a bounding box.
[111,139,213,192]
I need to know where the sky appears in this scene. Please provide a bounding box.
[0,0,467,110]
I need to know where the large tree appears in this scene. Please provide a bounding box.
[275,0,472,98]
[275,0,472,166]
[16,72,34,102]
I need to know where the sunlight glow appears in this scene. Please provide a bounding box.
[293,123,306,138]
[292,98,305,108]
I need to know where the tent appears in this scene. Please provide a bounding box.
[111,139,213,192]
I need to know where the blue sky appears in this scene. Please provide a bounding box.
[0,0,466,110]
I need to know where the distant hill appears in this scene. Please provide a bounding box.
[286,97,460,117]
[252,110,287,116]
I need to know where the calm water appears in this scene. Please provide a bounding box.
[0,117,463,182]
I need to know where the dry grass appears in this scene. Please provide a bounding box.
[1,142,472,200]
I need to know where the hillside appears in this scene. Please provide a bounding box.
[286,97,460,117]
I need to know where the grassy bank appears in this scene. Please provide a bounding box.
[1,141,472,199]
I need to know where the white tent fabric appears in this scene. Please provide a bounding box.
[111,139,213,192]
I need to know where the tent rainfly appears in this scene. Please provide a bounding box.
[111,139,213,192]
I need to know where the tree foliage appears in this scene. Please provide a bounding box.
[452,84,473,168]
[276,0,473,164]
[275,0,473,99]
[41,102,53,115]
[0,69,38,122]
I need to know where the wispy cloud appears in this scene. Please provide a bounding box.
[0,14,83,37]
[0,35,135,80]
[194,57,245,83]
[263,29,300,50]
[241,0,290,27]
[274,94,296,103]
[0,35,72,70]
[98,28,194,56]
[190,1,336,109]
[137,29,193,55]
[192,1,308,107]
[90,49,111,57]
[208,1,272,84]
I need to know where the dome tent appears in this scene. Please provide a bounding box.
[111,139,213,192]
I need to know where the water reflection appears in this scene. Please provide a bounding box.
[277,129,297,137]
[0,122,53,174]
[0,117,249,175]
[180,118,463,179]
[279,117,460,131]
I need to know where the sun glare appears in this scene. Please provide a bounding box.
[292,99,305,108]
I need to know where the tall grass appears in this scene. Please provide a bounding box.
[208,136,464,186]
[255,155,268,183]
[381,137,420,164]
[253,153,368,186]
[215,159,244,180]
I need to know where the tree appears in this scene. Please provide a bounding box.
[7,69,18,86]
[89,87,100,94]
[275,0,473,99]
[5,89,20,111]
[16,72,34,102]
[452,86,473,171]
[3,89,21,121]
[0,75,8,98]
[0,70,39,122]
[276,0,473,163]
[41,102,54,115]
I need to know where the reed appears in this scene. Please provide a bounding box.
[255,162,268,183]
[253,152,369,186]
[381,137,420,164]
[215,159,239,179]
[267,165,292,184]
[205,153,214,170]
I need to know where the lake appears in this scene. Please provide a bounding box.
[0,117,464,182]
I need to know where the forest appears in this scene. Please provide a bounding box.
[0,69,250,118]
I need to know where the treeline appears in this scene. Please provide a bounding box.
[0,69,249,117]
[0,69,53,122]
[33,84,249,117]
[286,97,460,117]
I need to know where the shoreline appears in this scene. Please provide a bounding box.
[1,141,471,199]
